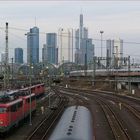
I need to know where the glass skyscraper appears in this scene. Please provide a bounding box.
[15,48,23,64]
[46,33,58,64]
[75,14,94,65]
[27,26,39,64]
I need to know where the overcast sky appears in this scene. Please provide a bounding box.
[0,1,140,62]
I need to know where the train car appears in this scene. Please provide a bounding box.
[70,69,108,77]
[70,68,140,77]
[29,83,45,97]
[33,83,45,97]
[21,93,36,118]
[0,96,23,133]
[49,106,93,140]
[0,83,44,133]
[0,90,36,133]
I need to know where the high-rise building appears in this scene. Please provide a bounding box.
[42,44,47,63]
[106,39,114,68]
[79,38,94,64]
[46,33,58,64]
[15,48,23,64]
[1,52,6,64]
[75,14,94,65]
[55,48,58,65]
[114,39,123,67]
[106,39,123,68]
[27,26,39,64]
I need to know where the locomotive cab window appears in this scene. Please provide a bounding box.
[0,107,7,113]
[31,96,35,101]
[11,104,17,112]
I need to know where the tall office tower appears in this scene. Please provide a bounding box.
[79,14,83,51]
[15,48,23,64]
[27,26,39,64]
[1,52,6,64]
[106,39,123,68]
[55,48,58,65]
[42,44,47,64]
[80,38,94,64]
[46,33,57,64]
[106,39,114,68]
[75,14,93,65]
[114,39,123,67]
[75,29,80,64]
[83,27,88,38]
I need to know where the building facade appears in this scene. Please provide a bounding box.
[42,44,47,64]
[75,14,94,65]
[106,39,123,68]
[106,39,114,68]
[27,26,39,64]
[15,48,23,64]
[46,33,58,64]
[1,52,6,64]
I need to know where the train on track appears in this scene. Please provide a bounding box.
[0,83,45,133]
[70,68,140,77]
[49,106,93,140]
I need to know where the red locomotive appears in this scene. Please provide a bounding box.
[0,83,45,133]
[30,83,45,97]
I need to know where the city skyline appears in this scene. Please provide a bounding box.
[0,1,140,62]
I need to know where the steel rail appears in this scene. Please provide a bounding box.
[26,95,67,140]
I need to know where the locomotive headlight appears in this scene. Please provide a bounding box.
[0,121,3,124]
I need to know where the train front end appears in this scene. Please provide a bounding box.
[0,104,9,133]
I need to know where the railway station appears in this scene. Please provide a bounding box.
[0,1,140,140]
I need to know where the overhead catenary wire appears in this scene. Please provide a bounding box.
[1,25,140,62]
[1,26,140,45]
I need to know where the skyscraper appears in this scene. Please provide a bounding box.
[27,26,39,64]
[15,48,23,64]
[42,44,47,63]
[114,39,123,67]
[106,39,123,68]
[1,52,6,64]
[106,39,114,68]
[46,33,58,64]
[75,14,94,65]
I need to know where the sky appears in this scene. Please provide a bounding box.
[0,1,140,63]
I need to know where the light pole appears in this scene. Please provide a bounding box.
[25,32,36,126]
[93,56,96,86]
[11,57,13,89]
[128,56,131,94]
[100,31,104,59]
[71,29,73,63]
[58,28,63,64]
[46,66,51,107]
[85,40,88,76]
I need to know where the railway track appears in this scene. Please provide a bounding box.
[25,95,68,140]
[59,87,140,140]
[95,97,131,140]
[122,103,140,120]
[88,91,140,122]
[62,87,140,121]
